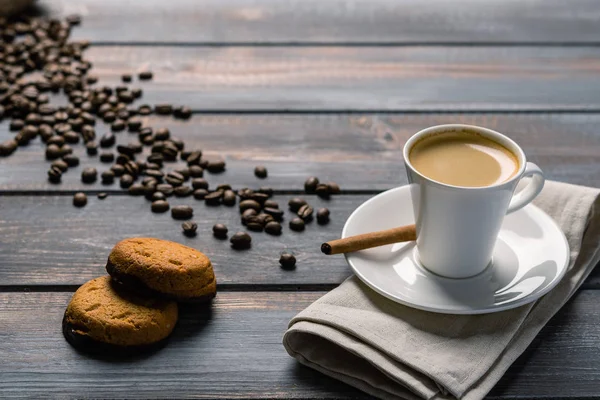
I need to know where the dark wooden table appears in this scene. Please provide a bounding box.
[2,0,600,398]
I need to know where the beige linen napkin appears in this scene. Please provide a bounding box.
[283,181,600,400]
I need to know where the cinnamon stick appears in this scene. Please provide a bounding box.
[321,224,417,255]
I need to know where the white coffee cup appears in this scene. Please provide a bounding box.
[403,124,545,279]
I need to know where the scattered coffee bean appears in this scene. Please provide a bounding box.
[10,119,24,131]
[63,154,80,167]
[230,231,252,249]
[165,171,185,187]
[289,218,305,232]
[182,221,198,237]
[86,141,98,155]
[298,204,314,221]
[205,191,223,206]
[128,183,145,196]
[189,165,204,178]
[111,164,125,177]
[251,192,269,204]
[154,128,170,141]
[186,151,202,165]
[138,104,153,115]
[222,190,237,206]
[45,144,62,160]
[279,252,296,270]
[264,200,278,209]
[193,188,209,200]
[265,221,282,236]
[288,197,307,212]
[100,132,115,148]
[120,174,134,188]
[155,104,173,115]
[121,74,132,83]
[263,207,284,221]
[156,183,174,196]
[254,165,268,179]
[213,224,228,239]
[51,159,69,172]
[258,186,273,197]
[304,176,319,193]
[247,219,264,232]
[139,71,153,80]
[151,200,170,213]
[152,192,166,201]
[97,192,108,200]
[315,184,330,198]
[0,140,18,157]
[73,192,87,208]
[127,118,142,132]
[101,170,115,184]
[60,145,74,157]
[47,166,62,183]
[317,208,330,224]
[174,167,190,180]
[216,184,232,191]
[171,205,194,220]
[174,106,192,119]
[48,135,65,147]
[100,152,115,163]
[81,167,98,183]
[111,119,126,132]
[206,159,226,173]
[326,182,341,194]
[63,131,80,144]
[174,185,193,197]
[239,199,261,213]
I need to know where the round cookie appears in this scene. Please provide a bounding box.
[106,237,217,302]
[63,276,178,354]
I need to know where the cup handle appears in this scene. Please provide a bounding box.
[507,162,545,214]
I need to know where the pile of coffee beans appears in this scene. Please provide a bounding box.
[0,14,342,268]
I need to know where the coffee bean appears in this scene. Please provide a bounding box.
[127,118,142,132]
[279,252,296,270]
[62,154,80,167]
[213,224,228,239]
[39,125,54,142]
[317,208,330,224]
[256,213,275,225]
[171,205,194,220]
[100,152,115,163]
[193,189,208,200]
[81,126,96,142]
[73,192,87,208]
[304,176,319,193]
[47,166,62,183]
[111,164,125,177]
[206,159,226,173]
[81,167,97,183]
[154,128,170,141]
[120,174,134,188]
[45,144,62,160]
[174,106,192,119]
[156,183,174,196]
[165,171,185,187]
[265,221,282,236]
[264,200,279,209]
[254,165,268,179]
[0,139,18,156]
[326,182,341,194]
[222,190,237,206]
[55,124,73,136]
[145,169,164,181]
[216,184,232,191]
[47,135,65,147]
[289,218,305,232]
[298,204,314,221]
[51,159,68,172]
[147,153,164,165]
[111,119,125,132]
[186,151,202,166]
[63,130,79,143]
[151,200,170,213]
[240,199,261,213]
[205,191,223,206]
[128,183,145,196]
[174,185,193,197]
[121,74,132,83]
[162,142,179,160]
[138,104,153,115]
[86,141,98,155]
[288,197,307,212]
[174,167,190,180]
[189,165,204,178]
[142,177,158,186]
[10,119,24,131]
[191,178,209,190]
[182,221,198,237]
[155,104,173,115]
[124,161,140,177]
[101,170,115,184]
[100,132,115,148]
[238,188,254,200]
[258,187,273,197]
[263,207,284,221]
[97,192,108,200]
[66,14,82,25]
[241,209,258,225]
[315,184,330,198]
[246,219,264,232]
[230,232,252,249]
[152,192,166,201]
[60,145,74,157]
[139,71,153,80]
[251,193,270,204]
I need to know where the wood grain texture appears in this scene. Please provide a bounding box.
[2,114,600,191]
[0,194,363,286]
[1,194,599,287]
[34,0,600,44]
[61,46,600,111]
[1,290,600,398]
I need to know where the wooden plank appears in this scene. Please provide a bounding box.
[61,46,600,111]
[1,290,600,398]
[35,0,600,44]
[2,114,600,191]
[1,194,599,287]
[0,194,362,286]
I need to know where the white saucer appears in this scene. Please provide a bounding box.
[343,186,570,314]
